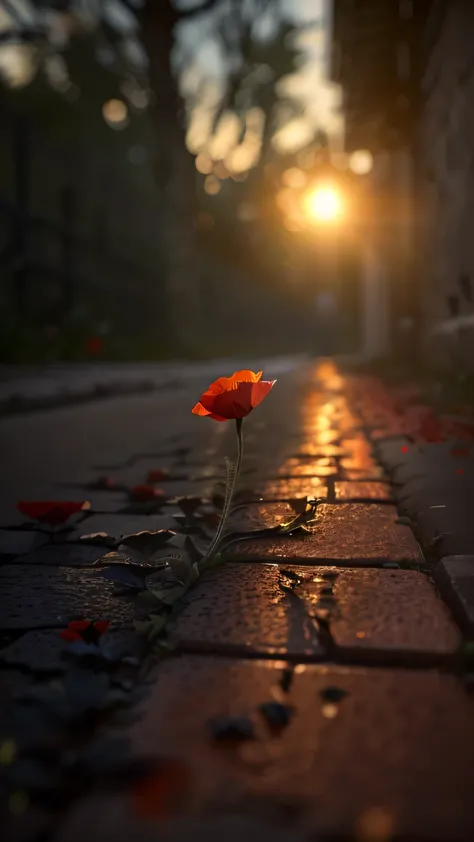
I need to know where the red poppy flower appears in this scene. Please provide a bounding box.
[130,485,165,502]
[192,369,276,422]
[132,758,190,819]
[16,501,90,526]
[60,619,110,643]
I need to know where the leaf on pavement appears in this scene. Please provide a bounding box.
[120,530,175,560]
[174,496,203,517]
[134,614,167,641]
[94,564,148,590]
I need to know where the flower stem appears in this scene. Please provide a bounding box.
[201,418,243,567]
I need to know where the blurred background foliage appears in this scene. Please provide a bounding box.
[0,0,354,362]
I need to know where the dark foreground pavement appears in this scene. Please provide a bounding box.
[0,359,473,842]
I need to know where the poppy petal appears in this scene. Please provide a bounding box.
[205,382,254,419]
[68,620,91,633]
[130,485,165,501]
[192,371,274,421]
[251,379,276,408]
[192,402,227,421]
[229,369,263,383]
[204,377,234,395]
[16,500,90,526]
[93,620,110,635]
[60,629,83,642]
[147,469,169,482]
[192,401,212,416]
[198,370,262,400]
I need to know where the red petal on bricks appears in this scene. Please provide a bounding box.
[60,628,83,642]
[16,501,90,525]
[93,620,110,635]
[147,469,169,483]
[68,620,91,633]
[130,485,164,502]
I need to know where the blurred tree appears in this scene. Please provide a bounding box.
[0,1,196,347]
[0,0,320,353]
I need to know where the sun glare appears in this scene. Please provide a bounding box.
[303,186,342,223]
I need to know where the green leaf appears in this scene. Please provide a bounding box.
[167,533,188,549]
[134,614,167,641]
[119,530,175,561]
[135,590,163,608]
[147,581,187,606]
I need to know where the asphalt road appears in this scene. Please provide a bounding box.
[0,357,302,526]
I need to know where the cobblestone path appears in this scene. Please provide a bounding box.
[1,359,473,842]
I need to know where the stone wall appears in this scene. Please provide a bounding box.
[418,1,474,368]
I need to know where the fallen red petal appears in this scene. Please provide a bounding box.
[93,620,110,635]
[130,485,165,502]
[147,469,169,483]
[60,629,83,643]
[16,501,90,526]
[68,620,91,633]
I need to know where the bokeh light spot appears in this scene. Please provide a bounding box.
[349,149,373,175]
[302,186,343,223]
[102,98,129,130]
[195,154,213,175]
[281,167,307,188]
[204,175,221,195]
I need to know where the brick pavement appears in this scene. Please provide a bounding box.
[1,360,473,842]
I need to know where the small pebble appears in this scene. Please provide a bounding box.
[259,701,293,729]
[320,685,348,703]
